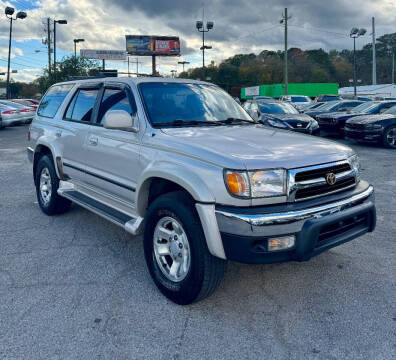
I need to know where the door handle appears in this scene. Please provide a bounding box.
[88,136,98,146]
[55,130,62,137]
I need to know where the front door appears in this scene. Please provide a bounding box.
[84,84,141,206]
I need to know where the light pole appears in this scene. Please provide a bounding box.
[196,20,214,80]
[53,19,67,80]
[4,6,27,99]
[178,60,190,73]
[170,70,177,78]
[387,45,395,84]
[73,38,84,58]
[350,27,366,98]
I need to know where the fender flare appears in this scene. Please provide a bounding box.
[33,138,62,179]
[135,161,215,217]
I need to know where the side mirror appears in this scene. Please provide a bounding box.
[103,110,139,132]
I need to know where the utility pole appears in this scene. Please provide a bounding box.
[281,8,291,96]
[6,17,13,99]
[47,18,51,76]
[372,17,377,85]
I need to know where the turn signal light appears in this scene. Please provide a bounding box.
[226,172,248,197]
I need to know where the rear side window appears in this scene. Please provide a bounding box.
[37,84,74,118]
[64,89,99,122]
[97,88,137,125]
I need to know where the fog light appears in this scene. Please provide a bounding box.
[268,235,295,251]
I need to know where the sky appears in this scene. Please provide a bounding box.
[0,0,396,83]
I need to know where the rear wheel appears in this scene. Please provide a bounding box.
[35,155,72,215]
[143,191,227,305]
[383,125,396,148]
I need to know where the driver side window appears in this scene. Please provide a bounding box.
[97,88,137,125]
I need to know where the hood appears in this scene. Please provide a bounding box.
[347,113,396,124]
[265,113,314,123]
[157,124,354,170]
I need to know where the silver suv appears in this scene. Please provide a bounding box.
[27,78,376,304]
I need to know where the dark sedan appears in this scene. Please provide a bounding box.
[316,101,396,136]
[259,102,319,134]
[345,105,396,148]
[305,100,364,120]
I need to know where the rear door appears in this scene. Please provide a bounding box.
[58,84,101,185]
[84,83,141,204]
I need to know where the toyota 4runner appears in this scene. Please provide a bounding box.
[27,78,376,304]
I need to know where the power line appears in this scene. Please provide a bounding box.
[0,58,40,69]
[288,25,348,38]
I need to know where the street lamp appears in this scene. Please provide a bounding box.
[178,60,190,73]
[170,70,177,78]
[73,38,85,58]
[196,20,214,79]
[350,27,366,97]
[53,19,67,80]
[387,45,395,85]
[5,6,27,99]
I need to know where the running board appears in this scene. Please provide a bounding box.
[58,189,144,235]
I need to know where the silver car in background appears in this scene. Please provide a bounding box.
[0,100,35,125]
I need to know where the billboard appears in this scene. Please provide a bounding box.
[80,49,126,60]
[245,86,260,97]
[126,35,180,56]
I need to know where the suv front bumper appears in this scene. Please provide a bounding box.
[214,183,375,264]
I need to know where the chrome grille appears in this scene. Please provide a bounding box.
[288,161,357,202]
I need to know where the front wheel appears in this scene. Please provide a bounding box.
[383,125,396,148]
[143,191,227,305]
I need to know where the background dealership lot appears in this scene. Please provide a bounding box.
[0,125,395,359]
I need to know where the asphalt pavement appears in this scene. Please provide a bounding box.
[0,125,395,360]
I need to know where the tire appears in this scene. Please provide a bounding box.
[34,155,72,215]
[382,125,396,148]
[143,191,227,305]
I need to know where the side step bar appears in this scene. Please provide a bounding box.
[58,190,144,235]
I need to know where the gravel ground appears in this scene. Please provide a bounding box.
[0,125,395,360]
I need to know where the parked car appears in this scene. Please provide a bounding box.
[253,96,273,101]
[345,105,396,148]
[27,78,376,304]
[0,103,28,127]
[0,100,35,124]
[306,100,364,120]
[12,98,39,111]
[258,101,319,134]
[316,101,396,135]
[315,94,342,102]
[279,95,312,110]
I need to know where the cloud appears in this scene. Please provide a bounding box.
[0,0,395,82]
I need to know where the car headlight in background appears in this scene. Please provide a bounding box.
[364,123,382,130]
[348,154,361,181]
[309,120,319,129]
[267,119,289,129]
[225,169,286,198]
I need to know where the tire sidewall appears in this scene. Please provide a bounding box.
[35,155,60,215]
[383,125,396,148]
[144,194,206,304]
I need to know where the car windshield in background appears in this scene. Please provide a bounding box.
[291,96,310,103]
[260,102,299,114]
[352,102,380,114]
[383,105,396,115]
[139,82,254,126]
[315,101,341,111]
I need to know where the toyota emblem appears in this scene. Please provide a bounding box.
[326,173,336,186]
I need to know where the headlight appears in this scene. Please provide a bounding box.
[364,123,382,130]
[309,120,319,129]
[225,169,286,198]
[267,118,289,129]
[348,154,361,181]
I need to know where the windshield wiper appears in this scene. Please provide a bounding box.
[217,117,256,125]
[156,119,221,127]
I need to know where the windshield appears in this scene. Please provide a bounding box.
[291,96,310,103]
[384,105,396,115]
[352,102,379,113]
[139,82,253,126]
[259,102,299,114]
[315,101,341,111]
